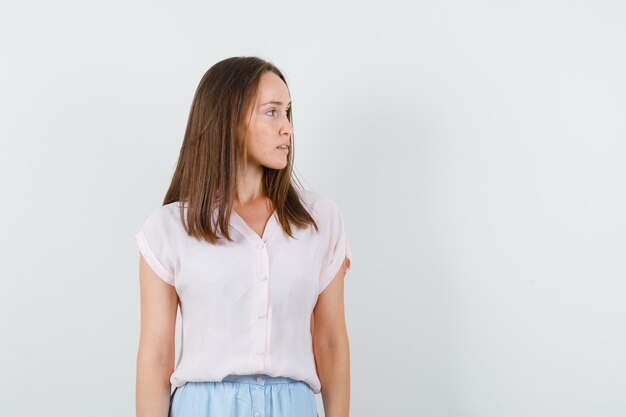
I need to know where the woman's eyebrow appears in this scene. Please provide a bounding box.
[260,100,291,106]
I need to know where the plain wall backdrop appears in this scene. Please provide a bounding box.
[1,1,624,416]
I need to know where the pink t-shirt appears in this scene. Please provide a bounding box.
[134,189,352,394]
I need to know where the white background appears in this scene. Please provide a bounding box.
[1,1,625,416]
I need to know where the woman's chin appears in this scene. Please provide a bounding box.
[263,159,288,170]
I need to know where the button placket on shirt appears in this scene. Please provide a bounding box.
[228,210,276,370]
[252,240,270,362]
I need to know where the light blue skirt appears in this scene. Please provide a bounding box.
[169,374,318,417]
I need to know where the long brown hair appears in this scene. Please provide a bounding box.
[162,56,319,244]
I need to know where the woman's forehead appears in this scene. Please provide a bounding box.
[256,73,290,104]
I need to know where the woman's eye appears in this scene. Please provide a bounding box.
[266,109,290,117]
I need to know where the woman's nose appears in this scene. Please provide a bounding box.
[281,115,293,135]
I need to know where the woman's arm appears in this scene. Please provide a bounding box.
[313,256,351,417]
[136,254,178,417]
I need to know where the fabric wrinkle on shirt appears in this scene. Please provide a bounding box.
[134,189,352,394]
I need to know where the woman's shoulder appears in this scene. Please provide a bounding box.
[297,189,342,220]
[140,201,186,232]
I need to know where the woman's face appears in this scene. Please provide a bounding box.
[243,71,293,170]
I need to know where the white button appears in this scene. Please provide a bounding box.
[253,411,261,417]
[256,376,264,382]
[257,243,264,249]
[259,274,267,281]
[257,311,267,318]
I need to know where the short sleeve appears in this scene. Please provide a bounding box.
[134,207,177,286]
[318,199,352,295]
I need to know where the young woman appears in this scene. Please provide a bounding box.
[134,56,352,417]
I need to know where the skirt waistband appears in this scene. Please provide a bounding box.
[221,374,301,385]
